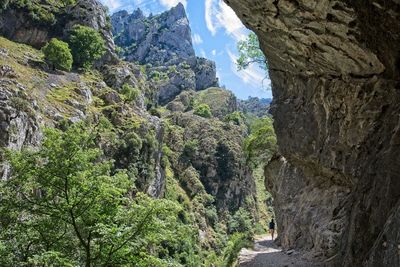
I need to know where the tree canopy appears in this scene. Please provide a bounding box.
[236,32,268,72]
[42,38,73,71]
[0,123,198,266]
[244,116,277,167]
[68,25,106,70]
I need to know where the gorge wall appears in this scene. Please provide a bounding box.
[226,0,400,266]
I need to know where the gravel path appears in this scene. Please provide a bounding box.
[238,236,324,267]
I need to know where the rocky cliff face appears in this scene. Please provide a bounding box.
[111,4,219,104]
[0,0,117,63]
[112,4,194,65]
[226,0,400,266]
[238,97,271,118]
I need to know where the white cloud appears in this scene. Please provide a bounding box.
[205,0,217,35]
[212,50,216,56]
[192,33,203,45]
[200,49,207,58]
[101,0,122,11]
[204,0,247,41]
[227,49,269,88]
[160,0,187,8]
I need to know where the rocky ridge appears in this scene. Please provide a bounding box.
[111,3,219,104]
[226,0,400,266]
[238,97,272,118]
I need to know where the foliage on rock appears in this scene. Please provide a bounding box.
[68,25,106,70]
[245,117,277,167]
[42,38,73,71]
[2,0,76,23]
[194,103,212,118]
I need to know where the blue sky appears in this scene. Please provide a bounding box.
[100,0,272,99]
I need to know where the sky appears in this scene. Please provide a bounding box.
[100,0,272,100]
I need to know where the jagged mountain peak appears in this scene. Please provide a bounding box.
[111,4,219,104]
[111,3,194,64]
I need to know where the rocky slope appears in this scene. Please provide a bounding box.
[0,36,165,197]
[238,97,272,118]
[226,0,400,266]
[111,4,219,104]
[163,88,255,211]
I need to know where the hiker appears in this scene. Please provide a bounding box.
[269,218,275,240]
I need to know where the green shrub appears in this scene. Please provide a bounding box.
[182,140,198,161]
[42,38,73,71]
[194,104,212,118]
[149,108,162,118]
[228,207,254,235]
[68,25,106,69]
[151,71,161,81]
[205,206,218,227]
[121,83,140,102]
[223,233,252,267]
[7,0,76,23]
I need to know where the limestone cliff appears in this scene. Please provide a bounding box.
[226,0,400,266]
[111,4,219,104]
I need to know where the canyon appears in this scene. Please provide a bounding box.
[0,0,399,266]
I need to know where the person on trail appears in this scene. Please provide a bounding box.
[269,218,275,240]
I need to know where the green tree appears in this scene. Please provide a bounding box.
[68,25,106,69]
[194,104,212,118]
[42,38,73,71]
[0,123,196,266]
[237,32,267,72]
[244,117,277,167]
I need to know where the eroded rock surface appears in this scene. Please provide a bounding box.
[111,4,219,104]
[226,0,400,266]
[0,0,117,62]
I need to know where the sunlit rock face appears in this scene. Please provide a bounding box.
[112,3,195,65]
[226,0,400,266]
[111,3,219,104]
[0,0,117,63]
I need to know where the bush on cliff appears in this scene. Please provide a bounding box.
[4,0,76,23]
[194,103,212,118]
[68,25,106,70]
[121,83,140,102]
[42,38,73,71]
